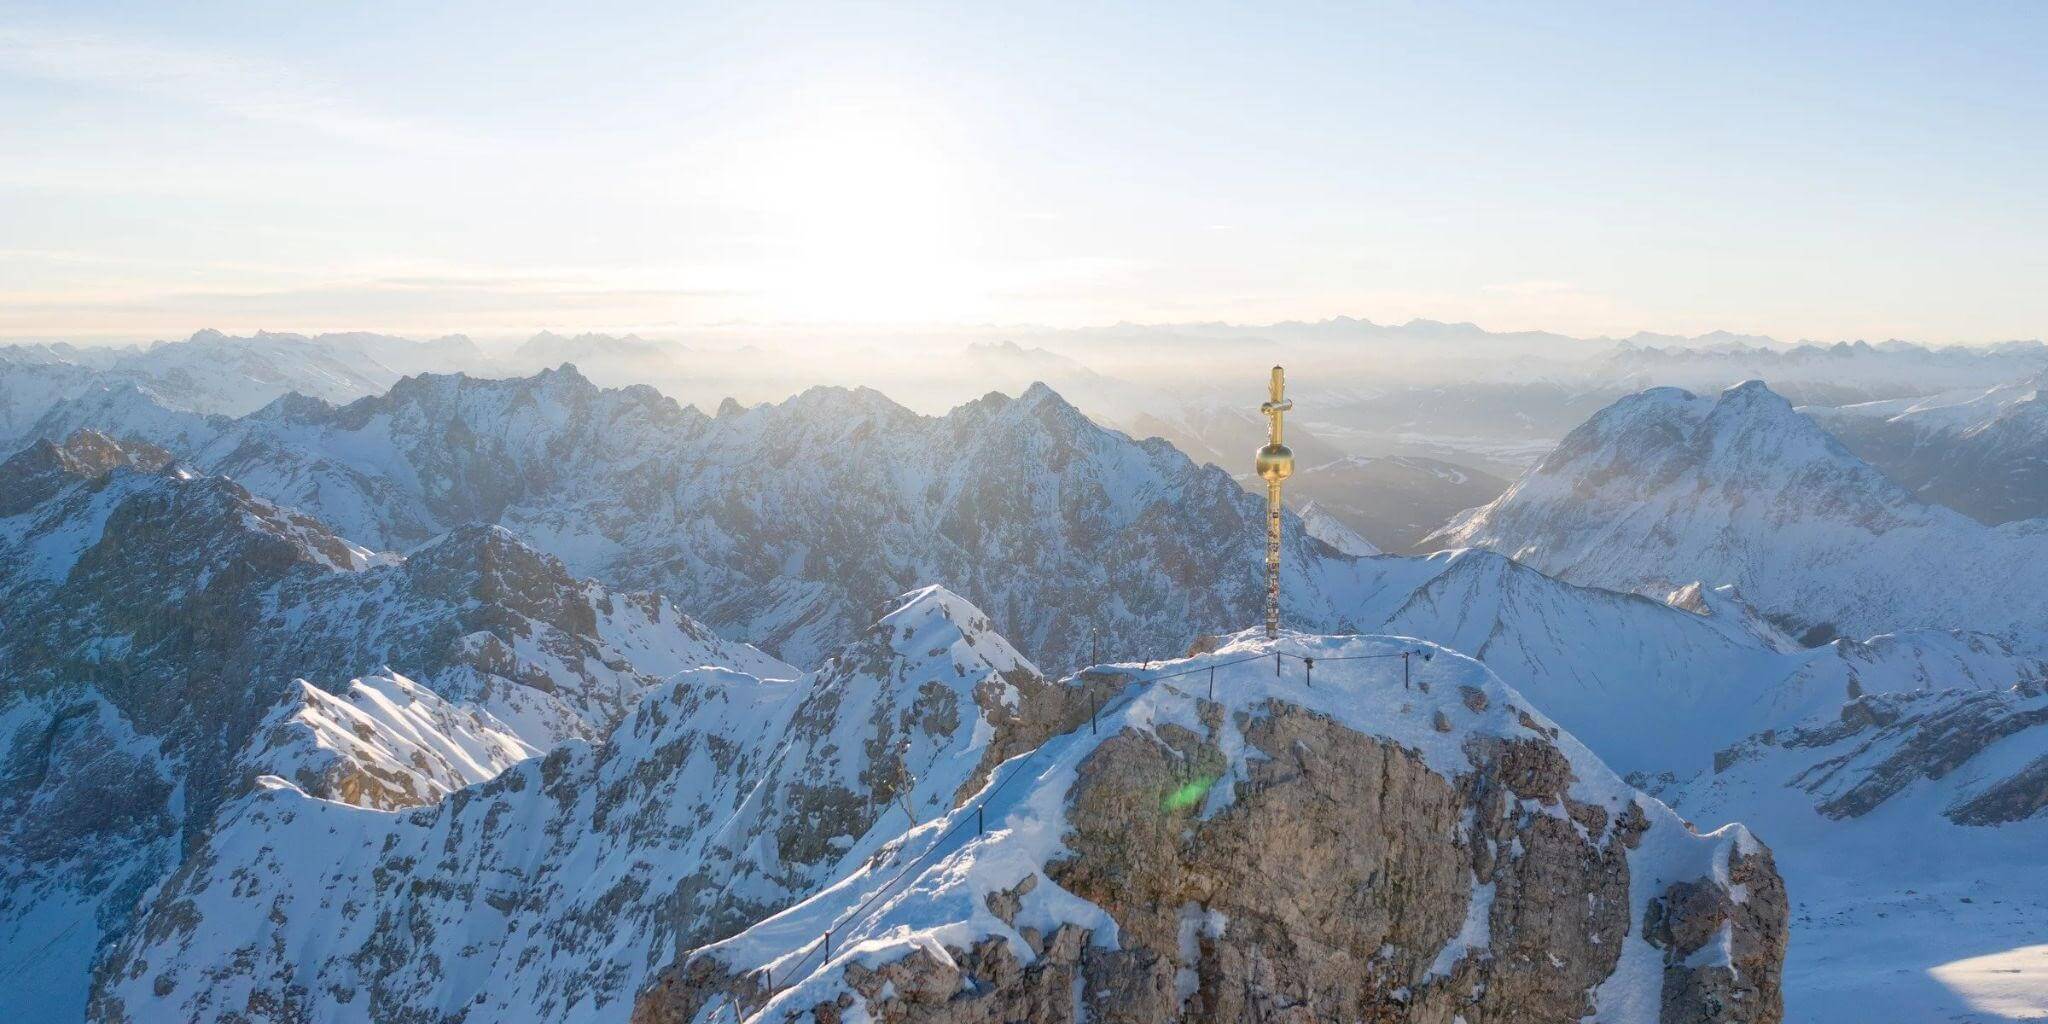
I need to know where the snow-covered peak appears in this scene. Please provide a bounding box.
[236,671,539,810]
[0,439,373,586]
[1527,379,1877,492]
[773,382,916,422]
[648,631,1783,1024]
[871,584,1039,675]
[24,383,225,455]
[1296,498,1380,555]
[0,428,173,497]
[84,585,1079,1023]
[1428,380,2048,642]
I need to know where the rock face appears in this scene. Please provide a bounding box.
[635,632,1787,1024]
[1427,379,2048,643]
[0,433,792,1021]
[85,588,1085,1024]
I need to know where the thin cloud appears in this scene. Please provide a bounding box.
[0,25,435,148]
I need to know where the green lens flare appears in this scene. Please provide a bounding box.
[1164,776,1218,813]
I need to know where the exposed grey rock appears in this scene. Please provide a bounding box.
[638,638,1786,1024]
[1647,845,1788,1024]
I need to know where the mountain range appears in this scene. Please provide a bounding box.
[25,371,2042,776]
[21,366,1383,672]
[6,342,2048,1022]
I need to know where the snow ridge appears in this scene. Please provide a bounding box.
[1429,379,2048,643]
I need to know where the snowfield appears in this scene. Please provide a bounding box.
[1676,684,2048,1023]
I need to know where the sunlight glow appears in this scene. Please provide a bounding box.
[727,99,981,323]
[1929,944,2048,1018]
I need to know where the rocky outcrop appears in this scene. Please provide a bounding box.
[1646,843,1787,1024]
[1039,705,1647,1024]
[636,633,1786,1024]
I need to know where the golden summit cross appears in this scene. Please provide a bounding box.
[1255,366,1294,640]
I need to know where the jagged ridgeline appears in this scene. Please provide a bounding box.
[87,587,1786,1024]
[20,365,1381,671]
[0,432,794,1019]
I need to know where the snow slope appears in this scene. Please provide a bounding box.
[1325,548,2045,775]
[0,434,792,1022]
[1809,370,2048,526]
[1430,380,2048,643]
[1296,498,1380,556]
[234,671,541,810]
[1675,685,2048,1023]
[89,588,1090,1024]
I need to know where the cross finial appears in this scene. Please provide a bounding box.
[1255,366,1294,639]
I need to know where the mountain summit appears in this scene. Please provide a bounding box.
[1429,380,2048,643]
[635,629,1787,1024]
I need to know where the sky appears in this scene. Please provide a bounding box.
[1,0,2044,345]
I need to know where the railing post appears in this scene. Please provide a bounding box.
[1402,651,1410,690]
[1304,657,1314,688]
[977,804,984,836]
[1274,653,1281,676]
[1208,666,1215,701]
[823,929,832,959]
